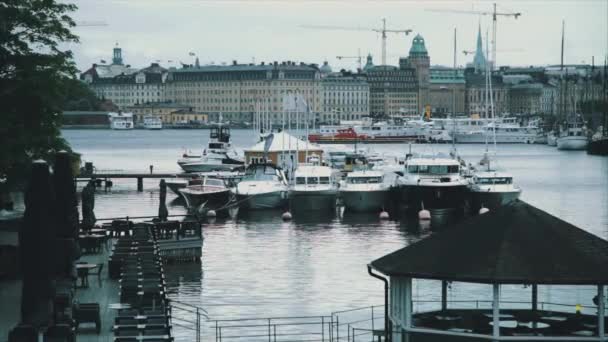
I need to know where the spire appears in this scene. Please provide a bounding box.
[195,57,200,68]
[473,23,486,73]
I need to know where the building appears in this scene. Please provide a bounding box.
[81,47,168,109]
[469,24,488,73]
[243,131,324,166]
[366,64,418,117]
[465,71,509,117]
[408,34,431,114]
[320,71,369,123]
[429,67,466,116]
[169,109,208,125]
[165,61,322,125]
[126,102,191,124]
[508,83,544,114]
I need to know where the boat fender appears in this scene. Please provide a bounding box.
[282,211,292,221]
[379,211,390,220]
[207,210,217,218]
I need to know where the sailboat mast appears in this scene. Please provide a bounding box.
[451,27,457,153]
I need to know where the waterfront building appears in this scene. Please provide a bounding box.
[465,71,509,117]
[429,67,466,116]
[164,61,322,125]
[320,71,370,124]
[369,200,608,341]
[169,109,208,125]
[81,46,168,109]
[243,131,323,166]
[408,34,431,114]
[366,64,418,117]
[126,102,191,124]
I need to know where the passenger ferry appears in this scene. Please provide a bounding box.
[143,115,162,130]
[309,118,424,143]
[452,121,543,144]
[108,112,134,130]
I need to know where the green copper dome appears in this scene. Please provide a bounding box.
[409,34,428,56]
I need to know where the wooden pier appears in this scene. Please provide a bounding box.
[76,172,198,191]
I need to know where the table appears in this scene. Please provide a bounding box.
[517,321,550,329]
[572,330,595,337]
[483,313,514,319]
[540,315,567,322]
[76,263,98,287]
[109,303,132,310]
[489,320,518,329]
[435,315,461,321]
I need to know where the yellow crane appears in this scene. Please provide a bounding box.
[301,19,412,66]
[427,3,521,69]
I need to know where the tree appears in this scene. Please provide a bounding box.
[0,0,79,185]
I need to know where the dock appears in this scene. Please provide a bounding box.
[76,172,198,191]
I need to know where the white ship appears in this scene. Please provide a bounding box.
[108,112,134,130]
[557,114,588,150]
[143,115,162,130]
[452,120,543,144]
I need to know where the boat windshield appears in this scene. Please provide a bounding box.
[408,165,459,174]
[205,178,225,187]
[320,177,330,184]
[296,177,306,185]
[244,167,281,181]
[347,176,382,184]
[476,177,512,185]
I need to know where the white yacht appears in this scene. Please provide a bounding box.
[452,120,543,144]
[468,171,521,212]
[233,163,289,210]
[289,165,338,212]
[177,125,244,172]
[143,115,162,130]
[557,114,588,150]
[108,112,134,130]
[339,170,392,212]
[179,176,233,216]
[397,154,469,212]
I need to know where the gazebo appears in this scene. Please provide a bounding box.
[369,200,608,341]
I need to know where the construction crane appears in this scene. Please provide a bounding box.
[336,49,363,70]
[462,48,523,56]
[301,19,412,66]
[426,3,521,69]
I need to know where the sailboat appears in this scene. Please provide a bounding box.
[468,28,521,212]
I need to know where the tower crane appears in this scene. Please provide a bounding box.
[301,19,412,66]
[336,49,363,70]
[462,48,523,56]
[74,20,108,27]
[426,3,521,69]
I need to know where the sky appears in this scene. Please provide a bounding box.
[67,0,608,72]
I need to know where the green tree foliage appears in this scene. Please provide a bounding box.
[0,0,79,184]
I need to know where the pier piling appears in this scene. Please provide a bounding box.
[137,177,143,191]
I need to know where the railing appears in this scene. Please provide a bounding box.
[167,299,209,342]
[209,315,334,342]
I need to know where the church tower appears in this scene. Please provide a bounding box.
[473,24,487,73]
[408,34,430,114]
[112,43,123,65]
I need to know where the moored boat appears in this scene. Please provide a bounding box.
[468,171,521,212]
[179,176,234,216]
[340,170,392,212]
[177,124,244,172]
[289,165,338,212]
[233,163,289,210]
[557,114,588,150]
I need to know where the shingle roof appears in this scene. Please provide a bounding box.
[244,132,323,153]
[370,200,608,285]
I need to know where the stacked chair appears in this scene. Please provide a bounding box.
[110,223,173,341]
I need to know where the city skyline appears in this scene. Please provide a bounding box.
[68,0,608,72]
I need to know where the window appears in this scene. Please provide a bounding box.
[307,177,319,185]
[296,177,306,185]
[320,177,330,184]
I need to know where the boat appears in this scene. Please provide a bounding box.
[587,126,608,155]
[289,165,338,212]
[397,154,469,212]
[233,162,289,210]
[468,170,521,212]
[108,112,134,130]
[452,120,543,144]
[547,131,558,146]
[179,176,234,215]
[557,114,588,150]
[166,177,202,196]
[309,118,425,144]
[177,124,244,172]
[143,115,162,130]
[339,170,392,212]
[308,127,368,144]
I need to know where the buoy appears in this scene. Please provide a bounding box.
[418,209,431,220]
[206,210,217,218]
[379,211,390,220]
[282,211,292,221]
[479,207,490,214]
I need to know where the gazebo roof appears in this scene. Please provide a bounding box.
[371,200,608,285]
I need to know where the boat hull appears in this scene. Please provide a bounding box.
[453,133,539,144]
[557,136,588,150]
[547,135,558,146]
[236,191,288,210]
[289,190,337,212]
[340,190,389,213]
[180,162,239,173]
[180,189,233,212]
[587,138,608,155]
[470,190,521,212]
[399,184,469,211]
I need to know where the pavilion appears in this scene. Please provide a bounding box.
[369,200,608,341]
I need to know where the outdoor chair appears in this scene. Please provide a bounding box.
[88,263,104,287]
[8,324,37,342]
[114,327,139,337]
[143,327,170,336]
[515,310,541,323]
[76,267,90,288]
[43,324,75,342]
[73,302,101,334]
[115,317,139,325]
[113,339,138,342]
[145,317,168,325]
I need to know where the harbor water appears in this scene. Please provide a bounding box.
[63,128,608,332]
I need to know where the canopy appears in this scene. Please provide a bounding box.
[371,200,608,285]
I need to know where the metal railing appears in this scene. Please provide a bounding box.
[167,299,209,342]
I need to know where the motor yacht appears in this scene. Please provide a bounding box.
[289,165,338,212]
[557,114,588,150]
[179,176,234,216]
[339,170,392,212]
[233,163,289,210]
[177,124,244,172]
[397,154,469,212]
[108,112,134,130]
[468,171,521,212]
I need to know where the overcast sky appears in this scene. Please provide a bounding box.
[67,0,608,72]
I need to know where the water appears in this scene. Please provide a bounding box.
[62,129,608,334]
